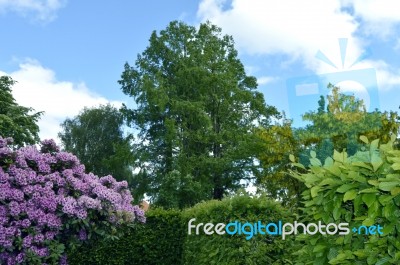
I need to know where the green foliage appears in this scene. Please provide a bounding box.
[156,170,206,209]
[297,84,399,158]
[119,20,278,206]
[68,195,293,265]
[68,208,185,265]
[182,193,294,265]
[59,104,135,183]
[0,75,42,147]
[290,135,400,264]
[256,117,305,208]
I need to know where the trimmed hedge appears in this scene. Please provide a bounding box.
[68,208,185,265]
[182,194,294,265]
[68,194,293,265]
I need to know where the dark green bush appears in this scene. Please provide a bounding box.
[68,194,294,265]
[182,194,294,265]
[68,208,185,265]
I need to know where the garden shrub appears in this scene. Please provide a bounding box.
[290,136,400,264]
[68,194,294,265]
[0,137,144,264]
[182,193,294,265]
[68,207,185,265]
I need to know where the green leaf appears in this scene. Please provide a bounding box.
[391,187,400,196]
[333,150,345,163]
[371,153,383,172]
[359,188,378,193]
[311,186,321,198]
[359,135,369,144]
[304,174,320,184]
[382,223,395,235]
[362,193,376,207]
[362,217,374,226]
[353,250,367,258]
[326,165,341,177]
[354,194,363,213]
[310,150,317,158]
[333,207,341,220]
[392,163,400,171]
[352,161,372,170]
[367,180,379,186]
[313,245,326,253]
[319,178,339,186]
[336,184,358,193]
[289,154,295,162]
[343,189,357,202]
[324,157,334,167]
[378,195,393,206]
[348,171,366,182]
[370,138,380,151]
[375,257,391,265]
[379,181,400,192]
[310,157,322,166]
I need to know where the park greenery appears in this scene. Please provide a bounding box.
[0,76,42,148]
[1,20,400,264]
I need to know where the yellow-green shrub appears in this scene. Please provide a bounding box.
[290,136,400,264]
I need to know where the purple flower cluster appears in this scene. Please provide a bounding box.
[0,137,145,264]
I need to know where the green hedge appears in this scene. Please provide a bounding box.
[68,194,293,265]
[182,194,294,265]
[67,208,185,265]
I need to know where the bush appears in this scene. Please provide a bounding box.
[290,136,400,264]
[68,193,294,265]
[182,193,294,265]
[0,137,144,264]
[68,208,185,265]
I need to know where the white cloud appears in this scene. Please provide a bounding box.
[0,60,122,143]
[197,0,400,93]
[0,0,66,22]
[341,0,400,22]
[257,76,277,85]
[371,60,400,91]
[197,0,359,70]
[340,0,400,37]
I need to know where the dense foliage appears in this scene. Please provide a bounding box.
[297,84,399,158]
[68,194,293,265]
[257,85,399,207]
[182,193,294,265]
[59,104,135,183]
[0,76,42,147]
[256,117,304,207]
[68,208,184,265]
[0,137,144,264]
[290,135,400,264]
[119,20,278,207]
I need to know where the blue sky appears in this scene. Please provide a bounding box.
[1,0,400,141]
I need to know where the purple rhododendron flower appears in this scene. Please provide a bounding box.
[0,137,145,264]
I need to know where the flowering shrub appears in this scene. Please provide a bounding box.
[0,137,145,264]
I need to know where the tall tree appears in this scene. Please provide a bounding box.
[256,116,304,207]
[119,21,278,207]
[297,84,399,161]
[58,104,135,183]
[0,76,42,147]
